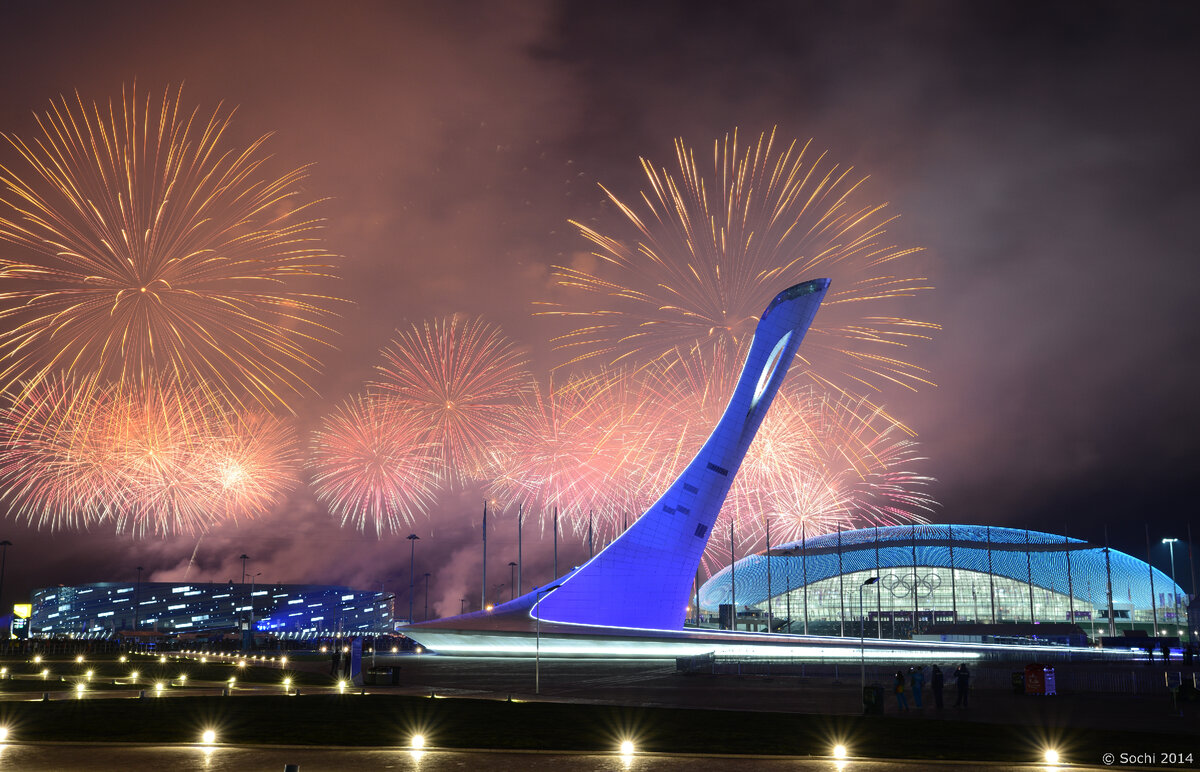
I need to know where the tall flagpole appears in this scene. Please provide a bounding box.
[517,504,523,597]
[553,507,558,578]
[481,500,488,610]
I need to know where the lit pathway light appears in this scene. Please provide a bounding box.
[411,734,426,749]
[833,744,848,759]
[201,729,216,745]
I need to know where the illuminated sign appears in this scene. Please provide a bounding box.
[11,605,31,639]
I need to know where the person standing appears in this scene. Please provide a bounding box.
[931,665,945,709]
[953,663,970,708]
[910,665,925,709]
[893,669,909,711]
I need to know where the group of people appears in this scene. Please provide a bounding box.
[892,664,971,710]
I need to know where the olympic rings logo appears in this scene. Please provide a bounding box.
[880,572,942,598]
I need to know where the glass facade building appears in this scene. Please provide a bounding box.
[30,582,394,639]
[699,525,1189,638]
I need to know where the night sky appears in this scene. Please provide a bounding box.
[2,1,1197,615]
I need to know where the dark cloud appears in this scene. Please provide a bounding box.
[1,1,1197,606]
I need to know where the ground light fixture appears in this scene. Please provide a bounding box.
[75,683,85,697]
[1044,748,1060,765]
[40,668,49,679]
[619,740,635,755]
[85,669,93,680]
[411,734,426,749]
[282,677,292,690]
[119,656,127,663]
[33,655,42,664]
[0,727,8,742]
[201,729,216,745]
[338,680,347,692]
[130,671,139,681]
[178,674,188,684]
[75,655,84,663]
[833,744,848,759]
[155,682,165,694]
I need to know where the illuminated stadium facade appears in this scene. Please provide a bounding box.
[30,582,394,639]
[699,525,1189,638]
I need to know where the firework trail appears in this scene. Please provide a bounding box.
[374,315,533,485]
[538,128,938,395]
[0,376,299,535]
[307,394,440,537]
[0,84,342,410]
[485,370,651,537]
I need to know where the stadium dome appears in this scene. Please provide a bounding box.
[699,525,1188,637]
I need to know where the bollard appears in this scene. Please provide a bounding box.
[139,690,146,699]
[42,692,49,701]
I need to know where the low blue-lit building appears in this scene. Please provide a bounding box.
[700,525,1189,639]
[30,582,394,639]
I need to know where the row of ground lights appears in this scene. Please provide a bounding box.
[0,725,1068,766]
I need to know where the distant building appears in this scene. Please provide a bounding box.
[700,524,1189,640]
[30,582,393,639]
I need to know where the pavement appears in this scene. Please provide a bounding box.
[0,742,1131,771]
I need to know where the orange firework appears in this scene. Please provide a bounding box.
[0,376,299,535]
[307,394,440,536]
[485,371,650,536]
[0,84,342,410]
[538,128,938,395]
[373,315,533,485]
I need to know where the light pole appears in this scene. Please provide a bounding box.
[134,565,144,633]
[860,577,879,695]
[460,598,467,615]
[0,540,11,612]
[535,584,562,695]
[406,534,420,623]
[508,562,518,601]
[423,573,431,621]
[239,554,249,585]
[248,572,261,649]
[1163,538,1181,629]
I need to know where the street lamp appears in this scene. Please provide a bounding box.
[508,562,518,601]
[423,573,431,621]
[535,584,562,695]
[134,565,144,633]
[0,540,11,611]
[406,534,420,624]
[1161,540,1180,629]
[859,577,879,695]
[239,554,250,585]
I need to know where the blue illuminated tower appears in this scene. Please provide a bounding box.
[532,278,829,629]
[407,278,829,634]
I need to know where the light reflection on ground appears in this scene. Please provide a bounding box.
[0,743,1089,771]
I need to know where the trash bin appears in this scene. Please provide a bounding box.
[1024,663,1056,696]
[862,683,885,714]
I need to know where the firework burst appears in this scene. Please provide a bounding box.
[307,394,440,536]
[0,84,342,410]
[622,348,934,575]
[485,371,650,536]
[0,376,299,535]
[538,128,938,395]
[374,315,532,485]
